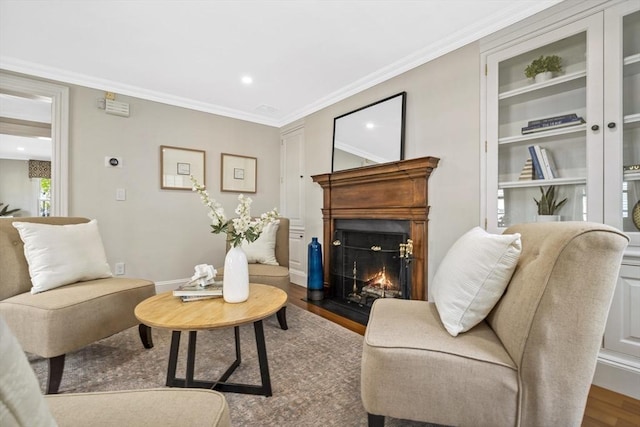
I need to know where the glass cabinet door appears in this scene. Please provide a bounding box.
[486,14,603,231]
[604,4,640,245]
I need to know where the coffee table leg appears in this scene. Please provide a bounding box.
[186,331,197,387]
[166,331,181,386]
[254,320,272,396]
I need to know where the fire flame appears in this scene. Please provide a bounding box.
[367,268,396,290]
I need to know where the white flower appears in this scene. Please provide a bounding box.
[190,175,278,247]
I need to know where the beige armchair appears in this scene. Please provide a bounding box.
[216,217,290,329]
[0,315,231,427]
[361,222,628,427]
[0,217,156,394]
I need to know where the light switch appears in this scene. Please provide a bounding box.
[116,188,126,201]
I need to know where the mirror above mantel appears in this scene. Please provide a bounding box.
[332,92,406,172]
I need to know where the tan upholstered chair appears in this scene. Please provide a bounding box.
[0,217,156,394]
[217,217,290,329]
[361,222,628,427]
[0,316,231,427]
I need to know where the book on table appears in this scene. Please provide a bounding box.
[180,294,222,302]
[173,280,223,297]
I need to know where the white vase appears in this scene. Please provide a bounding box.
[223,246,249,303]
[534,71,553,83]
[536,214,560,222]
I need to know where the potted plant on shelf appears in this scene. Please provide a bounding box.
[534,186,567,222]
[524,55,562,83]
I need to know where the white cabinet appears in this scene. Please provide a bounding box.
[485,13,604,228]
[482,0,640,398]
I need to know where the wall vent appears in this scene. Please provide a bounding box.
[105,99,130,117]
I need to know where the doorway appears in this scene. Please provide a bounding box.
[0,73,69,216]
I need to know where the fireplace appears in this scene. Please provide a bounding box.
[329,219,412,318]
[312,157,439,324]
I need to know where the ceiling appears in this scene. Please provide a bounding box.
[0,0,562,129]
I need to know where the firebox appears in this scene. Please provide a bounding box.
[328,219,412,321]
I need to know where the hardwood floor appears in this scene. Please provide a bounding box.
[286,283,640,427]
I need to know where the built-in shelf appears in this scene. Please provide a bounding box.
[624,171,640,181]
[499,124,586,145]
[499,176,586,189]
[498,70,587,100]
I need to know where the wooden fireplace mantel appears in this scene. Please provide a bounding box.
[312,156,439,300]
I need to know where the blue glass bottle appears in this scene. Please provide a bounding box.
[307,237,324,301]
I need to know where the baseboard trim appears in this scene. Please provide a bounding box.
[290,270,306,286]
[593,352,640,399]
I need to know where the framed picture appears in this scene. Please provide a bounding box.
[221,153,257,193]
[160,145,205,190]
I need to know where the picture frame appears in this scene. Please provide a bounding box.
[160,145,205,190]
[221,153,257,193]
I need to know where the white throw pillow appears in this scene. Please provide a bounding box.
[241,220,280,265]
[13,220,113,294]
[432,227,522,337]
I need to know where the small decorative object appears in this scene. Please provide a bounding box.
[307,237,324,301]
[518,158,534,181]
[524,55,562,83]
[533,185,567,222]
[191,176,278,303]
[190,264,217,287]
[633,201,640,231]
[0,203,20,217]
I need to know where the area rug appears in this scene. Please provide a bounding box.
[28,304,434,426]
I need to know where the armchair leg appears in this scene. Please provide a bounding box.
[46,354,65,394]
[276,306,288,330]
[139,324,154,349]
[367,413,385,427]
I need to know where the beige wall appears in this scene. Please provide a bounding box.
[302,42,481,295]
[66,85,281,283]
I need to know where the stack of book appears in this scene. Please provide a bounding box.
[528,145,558,180]
[173,281,223,302]
[521,113,585,135]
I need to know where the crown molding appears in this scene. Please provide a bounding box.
[0,57,281,128]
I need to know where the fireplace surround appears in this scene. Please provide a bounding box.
[312,156,439,318]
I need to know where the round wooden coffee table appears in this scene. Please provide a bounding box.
[135,283,287,396]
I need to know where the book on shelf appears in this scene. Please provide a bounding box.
[528,145,545,180]
[519,158,534,181]
[521,117,585,134]
[539,148,558,179]
[527,113,578,127]
[173,280,223,297]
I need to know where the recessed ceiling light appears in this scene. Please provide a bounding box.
[366,122,375,129]
[241,75,253,85]
[17,147,25,151]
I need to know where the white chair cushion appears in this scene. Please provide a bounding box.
[432,227,522,336]
[241,220,279,265]
[13,219,112,294]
